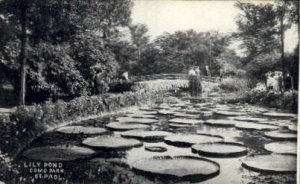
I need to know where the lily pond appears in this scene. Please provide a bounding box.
[16,90,297,184]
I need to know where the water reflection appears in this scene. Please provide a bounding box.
[15,91,297,184]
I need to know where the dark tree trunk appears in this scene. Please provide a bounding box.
[279,3,286,91]
[19,0,27,105]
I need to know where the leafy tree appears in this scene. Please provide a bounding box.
[0,0,133,104]
[153,30,229,74]
[234,1,298,85]
[26,43,88,102]
[129,24,149,61]
[71,33,119,95]
[234,2,279,57]
[215,49,244,77]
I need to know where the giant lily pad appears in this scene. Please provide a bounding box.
[126,109,157,115]
[169,118,204,125]
[214,111,247,116]
[179,109,201,115]
[262,112,297,119]
[192,142,248,157]
[242,154,296,173]
[201,111,214,118]
[116,117,157,124]
[194,102,216,108]
[198,107,212,111]
[204,119,236,127]
[264,130,297,140]
[288,125,297,132]
[157,109,177,115]
[264,141,297,155]
[132,156,220,182]
[235,122,280,131]
[82,135,142,150]
[120,130,172,141]
[164,134,223,147]
[56,126,108,135]
[106,122,150,131]
[169,123,193,128]
[173,113,200,119]
[171,103,191,108]
[139,106,156,111]
[126,113,157,119]
[22,145,95,161]
[155,103,171,109]
[145,146,167,152]
[232,117,267,122]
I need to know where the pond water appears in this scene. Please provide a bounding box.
[14,90,297,184]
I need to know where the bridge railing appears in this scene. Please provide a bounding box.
[134,73,218,82]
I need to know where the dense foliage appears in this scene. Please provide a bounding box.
[0,0,133,103]
[234,1,299,85]
[116,29,232,76]
[0,0,298,105]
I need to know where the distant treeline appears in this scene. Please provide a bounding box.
[0,0,298,105]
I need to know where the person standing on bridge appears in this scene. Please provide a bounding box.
[195,66,202,96]
[188,67,202,97]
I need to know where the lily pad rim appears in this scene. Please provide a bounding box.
[241,153,297,174]
[81,135,143,150]
[55,126,108,135]
[132,155,220,181]
[22,145,96,162]
[191,142,248,158]
[264,141,297,155]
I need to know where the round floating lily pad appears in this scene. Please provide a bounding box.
[139,106,156,111]
[288,125,297,132]
[262,112,297,119]
[204,119,236,127]
[173,113,200,119]
[242,154,296,173]
[232,117,267,122]
[264,141,297,155]
[169,123,192,128]
[235,122,280,131]
[126,109,157,115]
[155,104,171,109]
[192,142,248,157]
[157,110,177,115]
[194,103,216,108]
[171,103,191,108]
[22,145,95,161]
[198,107,212,111]
[132,156,220,182]
[120,130,172,141]
[106,122,150,131]
[138,110,157,115]
[201,111,214,117]
[116,117,157,124]
[56,126,108,135]
[215,111,247,116]
[145,146,167,152]
[126,113,157,119]
[264,130,297,140]
[164,134,223,147]
[82,135,142,150]
[169,118,204,125]
[180,109,201,115]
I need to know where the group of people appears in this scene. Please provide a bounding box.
[188,66,202,97]
[265,71,294,92]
